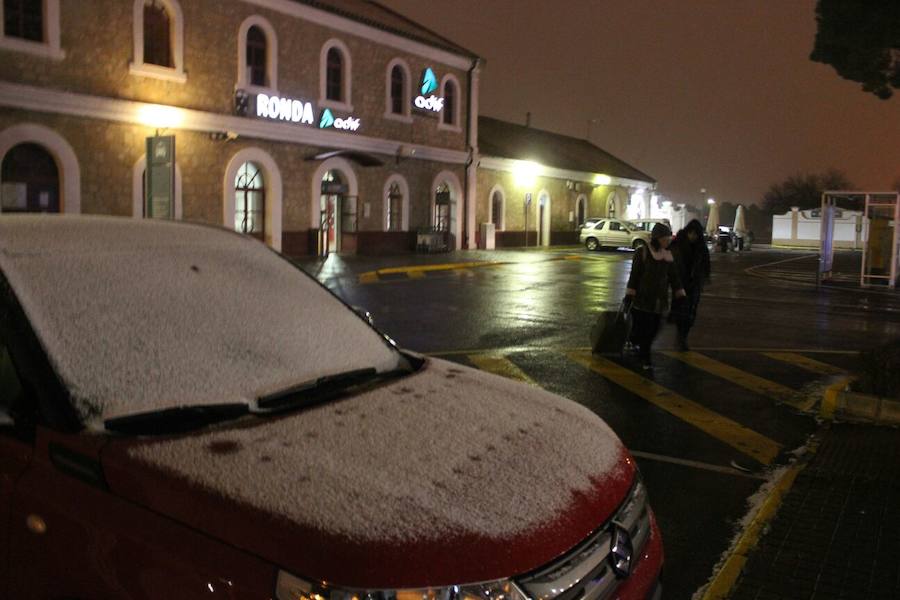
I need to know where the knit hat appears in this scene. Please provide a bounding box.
[651,222,672,239]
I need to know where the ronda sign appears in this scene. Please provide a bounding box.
[255,94,362,131]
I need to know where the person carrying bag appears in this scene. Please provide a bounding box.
[625,223,686,370]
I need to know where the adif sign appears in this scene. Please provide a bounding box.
[319,109,361,132]
[256,93,315,124]
[413,67,444,113]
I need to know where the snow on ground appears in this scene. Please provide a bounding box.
[0,216,400,426]
[130,358,627,543]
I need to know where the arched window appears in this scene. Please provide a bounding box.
[390,65,405,115]
[442,79,457,126]
[4,0,43,42]
[491,190,504,230]
[234,162,265,238]
[434,182,451,232]
[386,181,402,231]
[143,1,171,67]
[326,47,343,102]
[1,143,59,213]
[246,25,267,87]
[130,0,183,81]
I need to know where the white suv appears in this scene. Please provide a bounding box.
[580,218,652,251]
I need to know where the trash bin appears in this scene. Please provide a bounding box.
[480,223,495,250]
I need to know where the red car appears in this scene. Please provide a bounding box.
[0,216,662,599]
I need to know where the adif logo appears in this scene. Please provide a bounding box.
[414,67,444,113]
[319,108,335,129]
[319,108,361,132]
[420,67,439,95]
[256,93,314,124]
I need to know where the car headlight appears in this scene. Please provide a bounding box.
[275,571,529,600]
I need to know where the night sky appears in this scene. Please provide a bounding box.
[381,0,900,208]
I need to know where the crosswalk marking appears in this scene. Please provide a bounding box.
[466,354,536,386]
[663,351,814,411]
[761,352,846,376]
[568,351,781,465]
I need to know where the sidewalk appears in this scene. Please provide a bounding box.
[729,423,900,599]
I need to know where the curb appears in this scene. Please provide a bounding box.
[820,377,900,425]
[698,449,814,600]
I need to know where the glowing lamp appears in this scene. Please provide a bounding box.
[593,174,612,186]
[513,161,541,187]
[707,197,716,205]
[137,104,183,129]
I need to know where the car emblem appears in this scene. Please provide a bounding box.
[609,524,634,578]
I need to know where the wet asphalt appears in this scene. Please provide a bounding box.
[297,246,900,600]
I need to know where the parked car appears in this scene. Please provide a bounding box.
[0,216,663,600]
[581,218,653,251]
[628,218,671,233]
[580,217,603,230]
[713,225,735,252]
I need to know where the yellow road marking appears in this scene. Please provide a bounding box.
[568,351,781,465]
[700,456,811,600]
[821,376,855,420]
[407,270,425,279]
[467,354,536,385]
[761,352,846,376]
[358,272,379,284]
[377,261,505,275]
[664,351,814,411]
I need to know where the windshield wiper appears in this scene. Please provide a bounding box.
[257,367,406,412]
[103,403,250,436]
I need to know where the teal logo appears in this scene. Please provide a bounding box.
[421,67,438,95]
[319,108,335,129]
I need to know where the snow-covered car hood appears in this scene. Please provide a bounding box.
[104,358,634,588]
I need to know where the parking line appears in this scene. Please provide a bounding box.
[629,450,766,480]
[761,351,846,376]
[467,354,536,386]
[664,351,813,411]
[568,351,781,465]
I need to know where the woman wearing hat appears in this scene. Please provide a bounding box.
[625,222,686,369]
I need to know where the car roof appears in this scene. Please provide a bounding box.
[0,215,400,428]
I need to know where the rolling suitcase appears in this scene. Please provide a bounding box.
[590,301,633,354]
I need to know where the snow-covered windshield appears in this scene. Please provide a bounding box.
[0,216,403,428]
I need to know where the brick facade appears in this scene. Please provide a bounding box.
[475,167,638,249]
[0,0,476,255]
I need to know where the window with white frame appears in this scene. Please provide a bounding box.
[438,74,461,130]
[236,15,277,93]
[386,182,402,232]
[319,39,352,111]
[0,0,63,59]
[490,189,504,230]
[246,25,267,87]
[384,59,412,120]
[143,1,171,67]
[3,0,41,41]
[234,162,265,238]
[130,0,185,82]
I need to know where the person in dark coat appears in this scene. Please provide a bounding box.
[669,219,711,351]
[626,223,686,370]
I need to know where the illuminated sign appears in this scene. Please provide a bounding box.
[256,93,315,124]
[254,94,361,132]
[319,108,361,132]
[413,67,444,113]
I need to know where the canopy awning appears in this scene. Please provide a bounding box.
[305,150,385,167]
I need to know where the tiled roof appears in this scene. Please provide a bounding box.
[478,116,655,184]
[291,0,479,60]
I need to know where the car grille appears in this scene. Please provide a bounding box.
[515,477,651,600]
